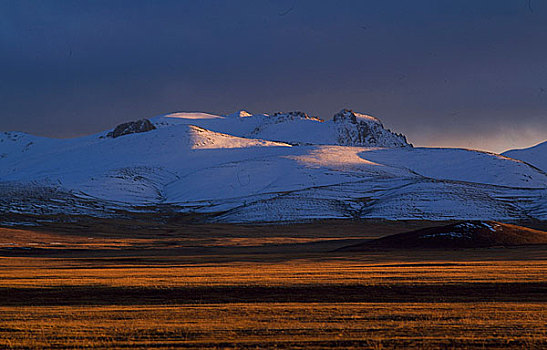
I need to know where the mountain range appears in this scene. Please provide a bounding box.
[1,109,545,224]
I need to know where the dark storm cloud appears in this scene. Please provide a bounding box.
[1,0,546,152]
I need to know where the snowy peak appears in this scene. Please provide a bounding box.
[332,109,410,147]
[151,112,223,128]
[224,110,253,118]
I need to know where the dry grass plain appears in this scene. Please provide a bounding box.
[0,219,545,349]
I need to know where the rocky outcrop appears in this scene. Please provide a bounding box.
[333,109,410,147]
[271,111,323,123]
[106,119,156,138]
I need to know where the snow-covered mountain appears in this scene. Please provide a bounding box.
[1,109,546,224]
[502,141,547,173]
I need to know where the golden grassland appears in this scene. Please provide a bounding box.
[0,221,545,349]
[1,257,546,288]
[2,302,545,349]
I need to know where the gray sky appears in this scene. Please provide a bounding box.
[1,0,546,152]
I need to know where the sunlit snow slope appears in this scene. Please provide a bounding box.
[1,109,545,223]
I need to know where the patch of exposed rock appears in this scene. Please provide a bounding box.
[271,111,323,122]
[106,119,156,138]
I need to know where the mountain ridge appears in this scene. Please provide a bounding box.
[1,109,545,224]
[149,109,411,147]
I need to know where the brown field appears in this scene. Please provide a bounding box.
[0,220,546,349]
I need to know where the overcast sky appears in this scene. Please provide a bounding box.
[1,0,546,152]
